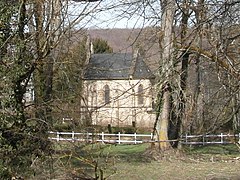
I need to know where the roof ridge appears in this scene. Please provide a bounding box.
[84,52,155,80]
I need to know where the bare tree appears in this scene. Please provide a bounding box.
[107,0,240,151]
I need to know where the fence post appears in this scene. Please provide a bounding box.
[203,134,205,145]
[86,132,89,143]
[57,132,60,142]
[220,133,223,144]
[134,132,137,144]
[118,132,121,144]
[239,133,240,144]
[185,133,188,144]
[72,131,75,142]
[150,133,153,140]
[179,134,182,145]
[101,132,104,144]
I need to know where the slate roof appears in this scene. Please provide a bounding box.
[84,53,155,80]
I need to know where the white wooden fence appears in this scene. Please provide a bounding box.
[48,131,240,145]
[182,133,240,145]
[48,131,153,144]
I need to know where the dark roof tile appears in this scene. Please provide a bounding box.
[84,53,155,80]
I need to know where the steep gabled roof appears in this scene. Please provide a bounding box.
[84,53,155,80]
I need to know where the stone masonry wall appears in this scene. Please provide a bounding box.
[83,79,155,128]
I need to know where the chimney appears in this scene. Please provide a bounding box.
[90,41,94,54]
[129,47,140,79]
[85,34,91,66]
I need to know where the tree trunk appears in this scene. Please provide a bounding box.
[33,0,59,125]
[188,0,205,134]
[154,0,176,150]
[158,86,172,150]
[176,0,190,149]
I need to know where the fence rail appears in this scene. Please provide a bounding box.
[48,131,240,145]
[182,133,240,145]
[48,131,153,144]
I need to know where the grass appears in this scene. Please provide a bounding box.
[108,160,240,180]
[92,144,148,157]
[101,144,240,180]
[187,144,240,155]
[33,142,240,179]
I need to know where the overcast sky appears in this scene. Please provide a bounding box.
[69,0,159,29]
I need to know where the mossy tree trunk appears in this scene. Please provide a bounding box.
[154,0,176,151]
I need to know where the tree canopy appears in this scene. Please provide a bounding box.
[92,38,113,53]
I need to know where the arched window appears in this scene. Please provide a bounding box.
[104,85,110,104]
[138,84,144,105]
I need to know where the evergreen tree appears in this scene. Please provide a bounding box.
[92,38,113,53]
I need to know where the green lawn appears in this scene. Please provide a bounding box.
[101,144,240,180]
[32,143,240,179]
[187,144,240,155]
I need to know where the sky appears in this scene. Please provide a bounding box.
[68,0,160,29]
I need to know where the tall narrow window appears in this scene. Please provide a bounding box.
[104,85,110,104]
[138,84,144,105]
